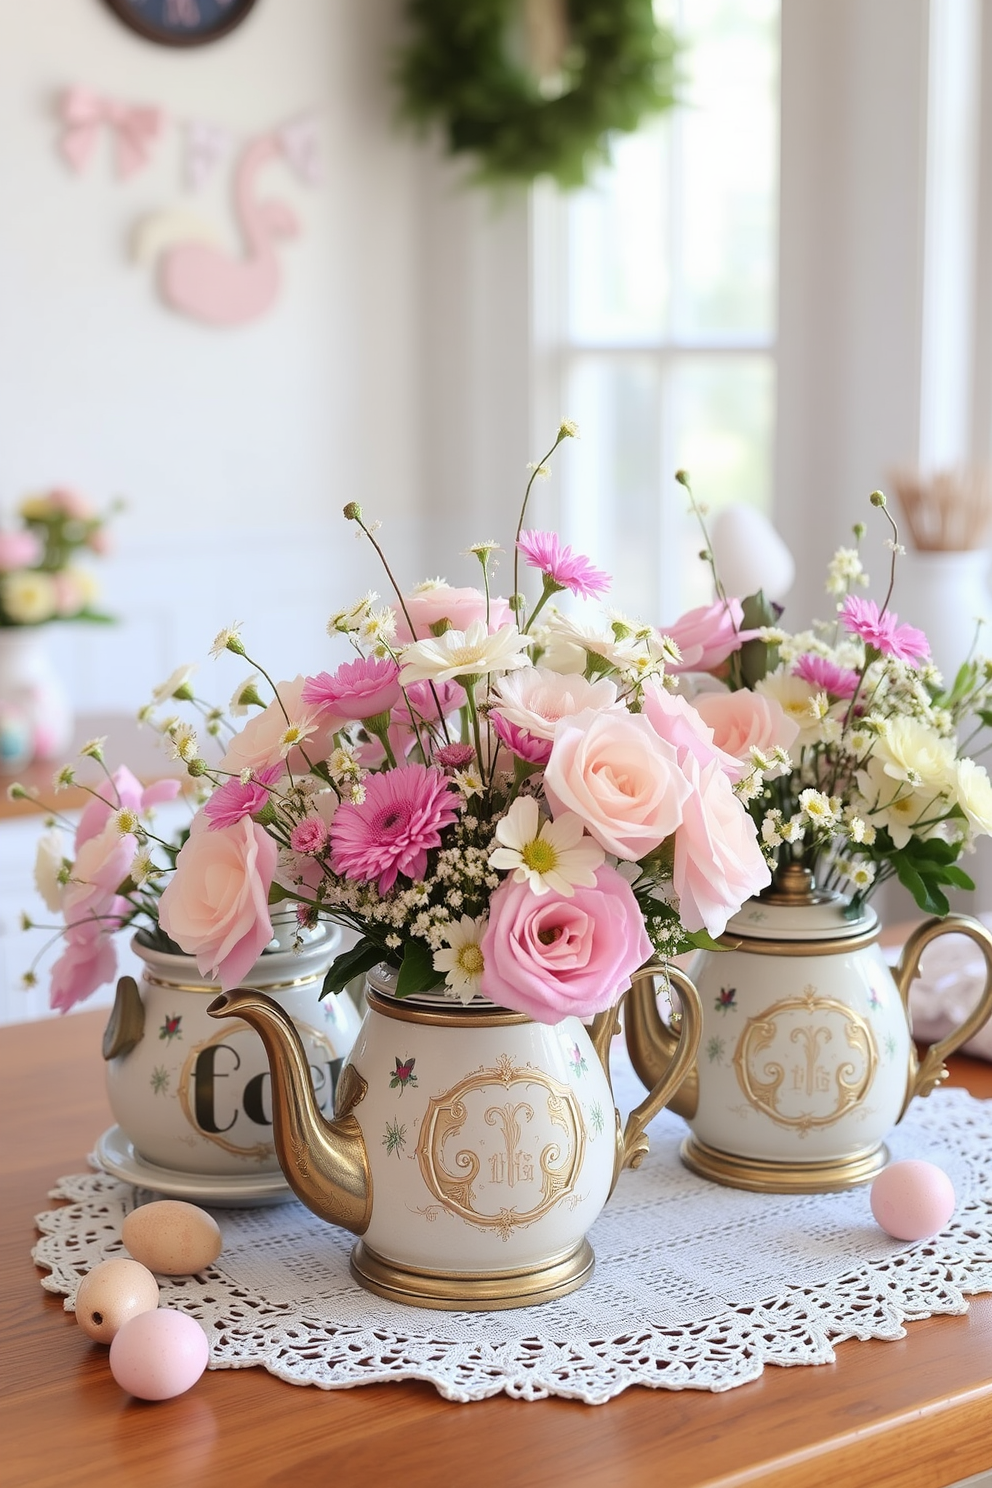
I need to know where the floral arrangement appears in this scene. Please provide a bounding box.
[674,476,992,918]
[0,488,117,627]
[20,426,774,1022]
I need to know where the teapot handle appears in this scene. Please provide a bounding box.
[893,914,992,1115]
[590,962,703,1192]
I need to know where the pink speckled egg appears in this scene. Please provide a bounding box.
[870,1159,956,1240]
[74,1257,159,1344]
[109,1309,209,1401]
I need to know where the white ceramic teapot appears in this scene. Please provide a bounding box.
[207,962,702,1309]
[103,921,360,1177]
[625,866,992,1193]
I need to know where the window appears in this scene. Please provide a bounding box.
[533,0,780,624]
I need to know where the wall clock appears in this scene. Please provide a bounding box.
[102,0,258,47]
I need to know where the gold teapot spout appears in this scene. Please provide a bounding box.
[207,989,373,1235]
[623,963,699,1121]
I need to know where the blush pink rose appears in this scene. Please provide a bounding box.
[661,599,758,674]
[394,585,512,644]
[692,689,800,764]
[49,933,119,1014]
[76,765,182,849]
[159,813,278,988]
[49,823,138,1011]
[640,683,747,782]
[480,865,654,1022]
[673,757,771,938]
[219,676,337,776]
[543,709,692,860]
[0,529,42,571]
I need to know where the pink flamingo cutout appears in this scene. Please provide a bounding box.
[158,136,299,327]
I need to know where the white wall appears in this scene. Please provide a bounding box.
[0,0,438,704]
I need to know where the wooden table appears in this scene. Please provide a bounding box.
[2,1011,990,1488]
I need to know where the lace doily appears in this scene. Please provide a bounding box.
[33,1067,992,1405]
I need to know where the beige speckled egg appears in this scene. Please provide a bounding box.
[121,1200,223,1276]
[75,1257,159,1344]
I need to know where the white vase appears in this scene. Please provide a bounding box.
[897,548,991,681]
[0,626,74,772]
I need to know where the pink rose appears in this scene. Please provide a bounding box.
[543,709,692,860]
[0,529,42,571]
[673,757,771,938]
[48,823,138,1011]
[394,584,512,644]
[49,933,118,1014]
[47,486,94,519]
[159,813,278,988]
[640,683,747,782]
[692,689,800,764]
[76,765,182,849]
[661,599,758,674]
[219,676,337,776]
[480,865,654,1022]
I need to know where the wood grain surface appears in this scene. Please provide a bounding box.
[2,1010,990,1488]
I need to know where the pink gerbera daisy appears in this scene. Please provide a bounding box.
[302,656,401,722]
[841,596,929,666]
[516,530,611,599]
[329,763,459,892]
[205,763,283,831]
[793,653,860,699]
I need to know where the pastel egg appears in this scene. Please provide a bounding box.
[121,1200,223,1276]
[109,1308,209,1401]
[870,1159,956,1240]
[74,1257,160,1344]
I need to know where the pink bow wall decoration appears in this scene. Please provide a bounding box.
[276,114,321,186]
[60,87,164,180]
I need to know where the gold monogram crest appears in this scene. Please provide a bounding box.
[416,1054,586,1238]
[733,985,878,1134]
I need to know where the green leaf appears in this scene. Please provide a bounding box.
[395,937,444,999]
[892,856,949,916]
[683,928,727,953]
[266,881,299,905]
[320,939,385,999]
[943,865,976,891]
[737,590,780,689]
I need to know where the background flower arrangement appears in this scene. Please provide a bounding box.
[673,477,992,919]
[21,425,776,1023]
[0,488,117,627]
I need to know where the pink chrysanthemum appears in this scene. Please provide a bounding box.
[329,763,459,892]
[841,596,929,665]
[289,815,329,855]
[435,742,476,769]
[205,763,283,831]
[793,653,860,699]
[489,710,553,765]
[516,529,611,599]
[302,656,401,722]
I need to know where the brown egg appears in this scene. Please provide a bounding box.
[75,1257,160,1344]
[121,1200,223,1276]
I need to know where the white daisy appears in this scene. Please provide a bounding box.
[399,619,530,686]
[433,915,488,1002]
[488,796,604,897]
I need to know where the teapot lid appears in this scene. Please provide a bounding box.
[726,863,877,942]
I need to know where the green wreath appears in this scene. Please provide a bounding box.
[395,0,679,189]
